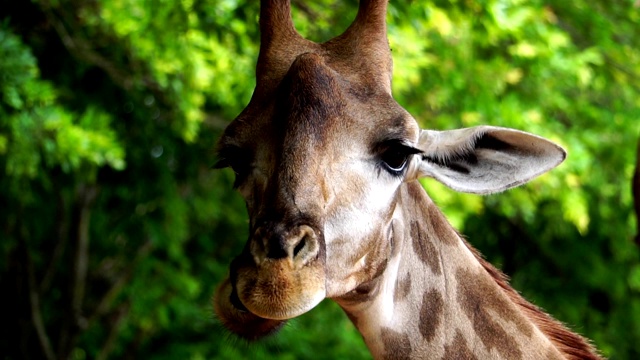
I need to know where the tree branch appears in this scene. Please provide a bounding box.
[58,184,99,359]
[40,191,69,293]
[20,230,56,360]
[39,0,174,112]
[71,184,98,323]
[633,134,640,246]
[554,12,640,94]
[95,303,130,360]
[42,5,135,90]
[87,240,153,324]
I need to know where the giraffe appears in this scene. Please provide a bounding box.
[213,0,602,358]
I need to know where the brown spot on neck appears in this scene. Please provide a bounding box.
[425,201,458,246]
[442,331,478,360]
[394,273,412,303]
[463,240,603,360]
[380,327,412,360]
[411,220,442,275]
[405,182,458,246]
[456,267,525,359]
[403,183,600,359]
[338,275,382,305]
[419,289,444,342]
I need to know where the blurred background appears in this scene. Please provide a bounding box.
[1,0,639,359]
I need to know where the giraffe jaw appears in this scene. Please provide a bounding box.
[214,278,287,341]
[234,258,327,320]
[214,258,327,339]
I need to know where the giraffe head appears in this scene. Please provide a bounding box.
[213,0,565,340]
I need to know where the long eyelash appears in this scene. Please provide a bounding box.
[378,156,413,178]
[213,146,236,169]
[376,140,422,178]
[375,139,422,156]
[214,145,252,188]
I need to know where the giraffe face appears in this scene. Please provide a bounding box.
[213,0,566,343]
[213,52,421,336]
[213,53,567,342]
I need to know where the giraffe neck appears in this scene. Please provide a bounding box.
[335,181,599,360]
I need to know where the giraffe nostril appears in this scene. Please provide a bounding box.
[266,239,288,259]
[291,226,320,268]
[251,224,320,267]
[293,236,307,258]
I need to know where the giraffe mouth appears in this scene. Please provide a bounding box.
[213,260,326,340]
[233,257,327,320]
[213,277,287,341]
[214,249,327,341]
[214,219,328,339]
[229,286,249,312]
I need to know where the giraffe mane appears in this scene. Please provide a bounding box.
[462,239,604,360]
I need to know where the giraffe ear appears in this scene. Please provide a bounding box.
[414,126,566,194]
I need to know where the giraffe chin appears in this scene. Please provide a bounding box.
[214,278,287,341]
[235,260,327,321]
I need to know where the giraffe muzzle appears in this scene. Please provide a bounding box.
[250,224,320,269]
[218,222,328,321]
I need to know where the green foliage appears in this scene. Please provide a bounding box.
[1,0,639,359]
[0,25,124,183]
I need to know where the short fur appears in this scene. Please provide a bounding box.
[213,1,603,359]
[464,242,602,359]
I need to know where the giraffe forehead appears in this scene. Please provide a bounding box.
[225,51,418,156]
[280,53,344,146]
[278,52,419,153]
[221,52,420,216]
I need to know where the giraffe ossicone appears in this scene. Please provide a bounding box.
[213,1,602,358]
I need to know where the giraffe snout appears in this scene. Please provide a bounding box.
[250,224,320,270]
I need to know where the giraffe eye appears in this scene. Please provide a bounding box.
[214,146,253,187]
[378,142,421,177]
[381,148,410,173]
